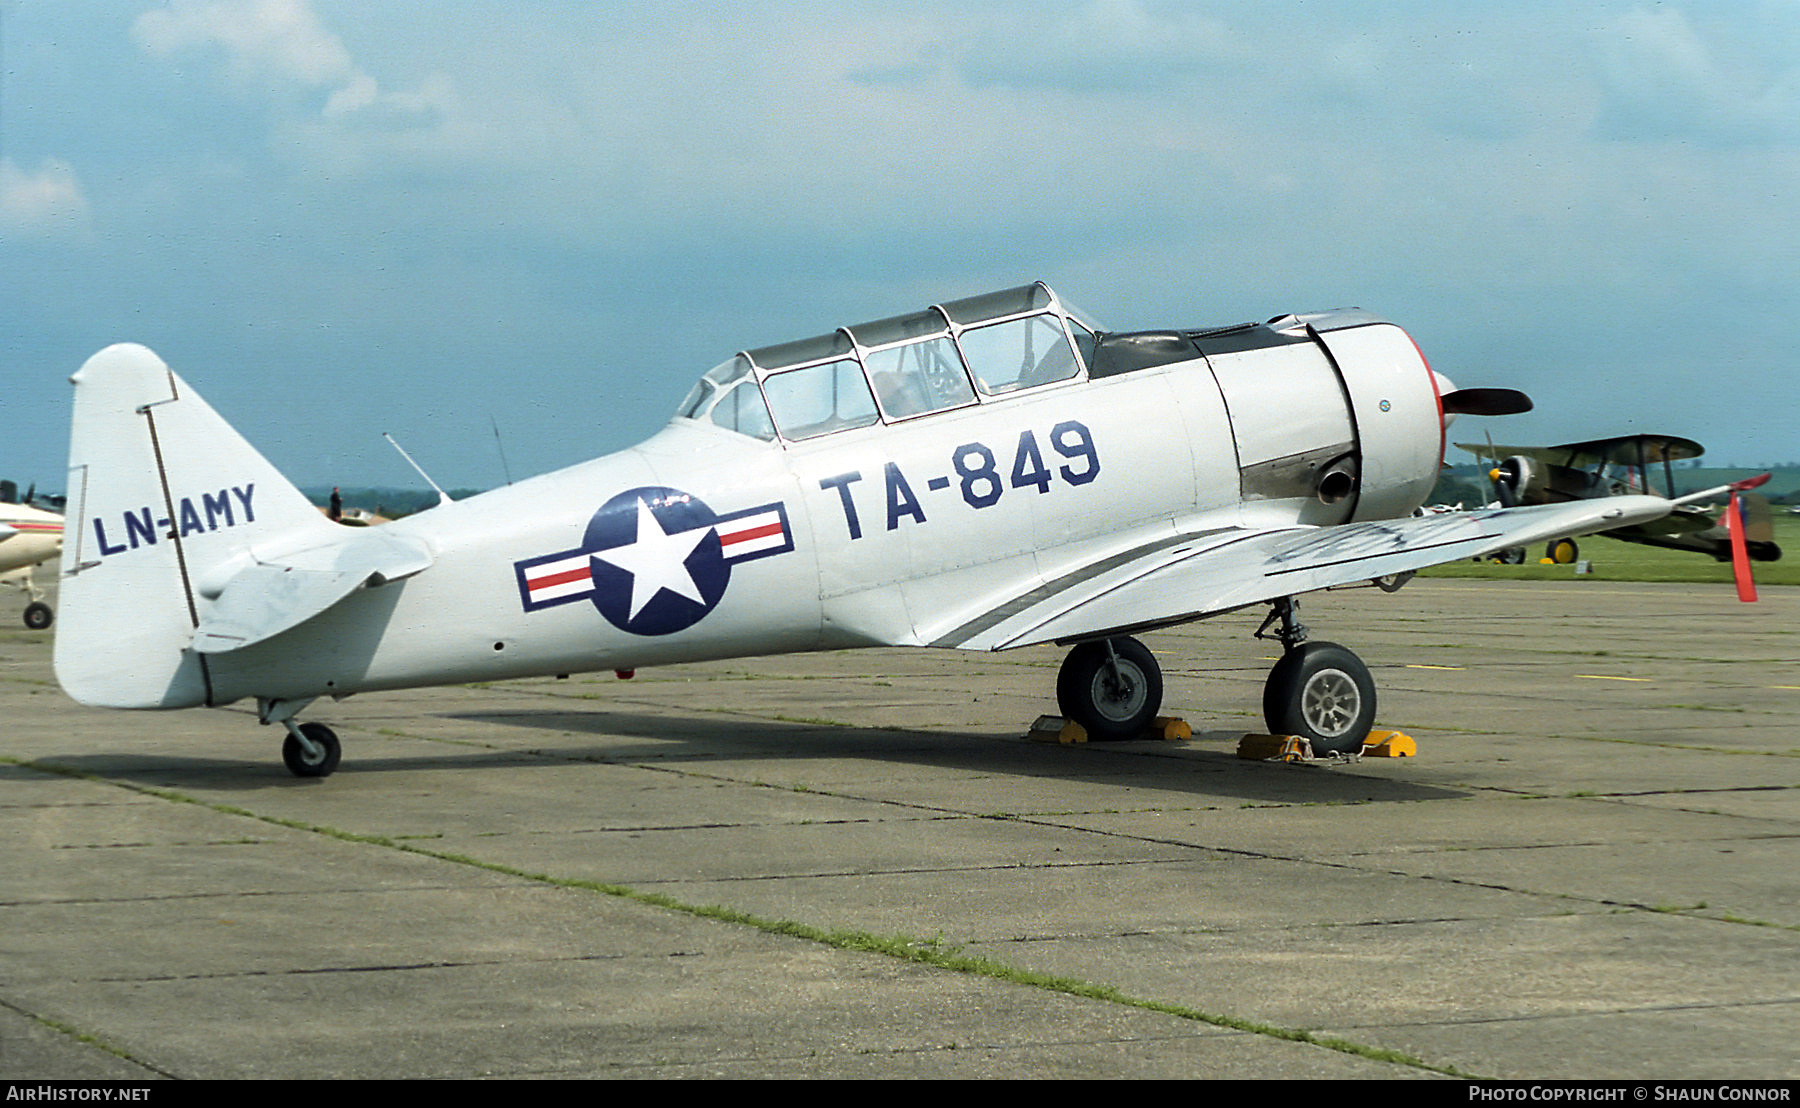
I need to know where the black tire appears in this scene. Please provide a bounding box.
[23,602,52,630]
[1056,637,1163,741]
[1262,641,1376,755]
[1498,547,1526,565]
[282,723,342,778]
[1546,538,1578,564]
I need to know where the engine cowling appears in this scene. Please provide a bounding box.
[1307,318,1448,521]
[1491,454,1545,507]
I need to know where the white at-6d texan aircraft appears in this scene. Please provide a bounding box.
[54,283,1732,777]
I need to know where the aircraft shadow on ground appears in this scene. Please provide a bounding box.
[13,709,1466,805]
[429,706,1468,806]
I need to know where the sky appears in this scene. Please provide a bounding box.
[3,0,1797,494]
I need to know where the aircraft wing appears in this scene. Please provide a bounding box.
[191,529,434,654]
[1628,504,1716,537]
[932,495,1675,651]
[1456,435,1704,469]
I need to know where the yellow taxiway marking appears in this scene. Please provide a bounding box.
[1406,664,1465,671]
[1577,674,1652,682]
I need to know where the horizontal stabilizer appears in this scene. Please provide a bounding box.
[192,530,433,654]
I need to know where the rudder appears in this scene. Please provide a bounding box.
[56,344,339,708]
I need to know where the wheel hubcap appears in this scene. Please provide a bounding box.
[1090,663,1146,722]
[1301,668,1361,738]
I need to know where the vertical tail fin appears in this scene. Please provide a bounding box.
[56,344,339,708]
[1739,492,1775,547]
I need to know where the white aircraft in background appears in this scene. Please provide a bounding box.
[54,283,1722,777]
[2,494,63,630]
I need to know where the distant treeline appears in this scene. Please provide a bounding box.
[302,486,487,520]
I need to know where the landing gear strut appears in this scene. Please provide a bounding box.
[10,570,53,629]
[1256,597,1376,755]
[1057,636,1162,740]
[261,699,343,778]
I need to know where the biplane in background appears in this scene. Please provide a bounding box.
[54,284,1738,777]
[1458,434,1781,566]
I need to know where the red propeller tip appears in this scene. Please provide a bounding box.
[1727,491,1758,603]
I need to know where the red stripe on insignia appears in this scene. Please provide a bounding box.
[531,566,592,590]
[719,521,783,545]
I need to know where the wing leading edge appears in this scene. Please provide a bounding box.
[931,495,1676,652]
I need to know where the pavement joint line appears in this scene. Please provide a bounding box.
[0,880,514,910]
[0,995,175,1079]
[1008,814,1800,932]
[1340,992,1800,1031]
[90,951,639,984]
[3,753,1480,1079]
[1495,733,1800,757]
[952,911,1602,948]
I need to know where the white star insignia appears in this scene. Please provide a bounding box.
[591,498,713,620]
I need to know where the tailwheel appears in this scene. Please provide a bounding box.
[1263,641,1376,755]
[281,722,342,778]
[1057,636,1163,740]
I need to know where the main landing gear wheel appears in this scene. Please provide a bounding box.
[1546,538,1579,564]
[282,722,342,778]
[1057,636,1163,741]
[23,602,52,630]
[1263,641,1376,755]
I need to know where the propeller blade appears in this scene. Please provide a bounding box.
[1441,388,1534,416]
[1490,456,1521,508]
[1727,491,1758,603]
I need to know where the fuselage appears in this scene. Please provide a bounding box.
[55,287,1449,712]
[197,306,1447,707]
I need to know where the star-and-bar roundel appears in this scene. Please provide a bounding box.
[513,486,794,636]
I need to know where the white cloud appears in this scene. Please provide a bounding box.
[0,158,92,239]
[133,0,447,130]
[1594,5,1800,146]
[133,0,355,87]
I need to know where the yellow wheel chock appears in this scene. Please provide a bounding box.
[1237,729,1416,761]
